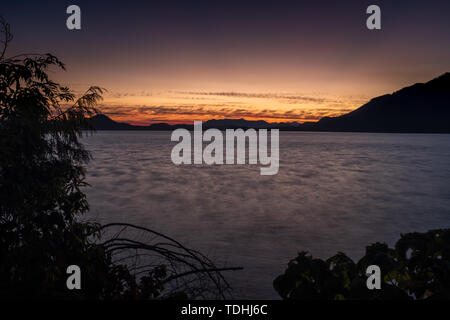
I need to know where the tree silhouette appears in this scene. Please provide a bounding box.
[0,20,239,299]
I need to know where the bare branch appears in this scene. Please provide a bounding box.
[0,17,13,61]
[100,223,243,299]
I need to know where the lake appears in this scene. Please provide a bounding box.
[82,131,450,299]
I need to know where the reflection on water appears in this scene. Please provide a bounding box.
[82,131,450,299]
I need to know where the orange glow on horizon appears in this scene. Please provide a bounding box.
[95,90,369,126]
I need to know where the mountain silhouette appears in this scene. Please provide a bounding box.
[204,118,270,128]
[90,114,136,130]
[89,115,301,130]
[89,114,191,130]
[91,73,450,133]
[203,119,303,128]
[316,72,450,133]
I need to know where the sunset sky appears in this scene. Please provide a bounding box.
[2,0,450,124]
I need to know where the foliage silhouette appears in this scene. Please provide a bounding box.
[274,229,450,300]
[0,19,239,299]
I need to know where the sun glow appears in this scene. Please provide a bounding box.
[97,90,368,125]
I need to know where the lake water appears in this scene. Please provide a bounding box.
[82,131,450,299]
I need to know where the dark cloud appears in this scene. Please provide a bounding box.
[175,91,330,104]
[98,104,352,124]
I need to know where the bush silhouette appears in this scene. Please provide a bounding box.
[274,229,450,300]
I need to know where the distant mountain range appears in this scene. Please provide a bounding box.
[90,73,450,133]
[89,114,307,131]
